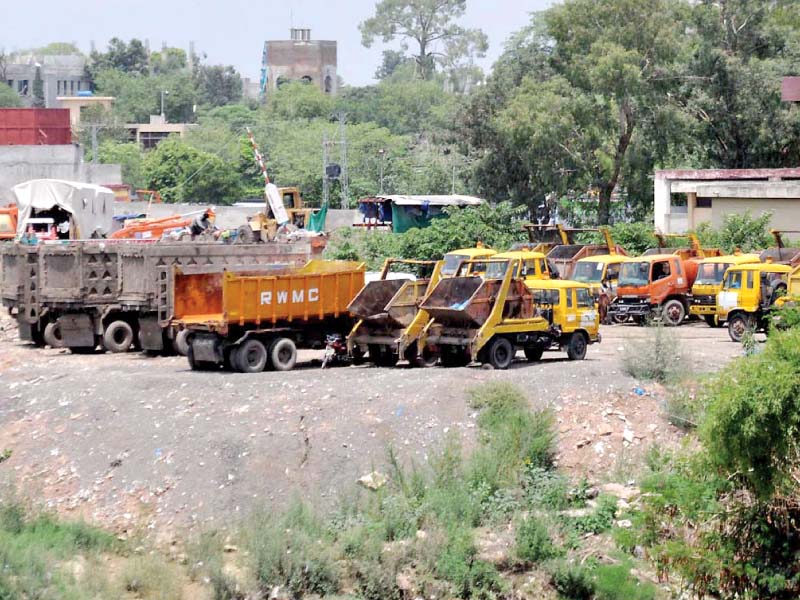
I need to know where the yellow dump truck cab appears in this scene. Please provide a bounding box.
[488,250,552,281]
[524,280,601,360]
[717,263,792,342]
[441,246,497,277]
[572,254,627,298]
[690,254,761,326]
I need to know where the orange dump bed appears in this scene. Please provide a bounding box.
[174,260,365,330]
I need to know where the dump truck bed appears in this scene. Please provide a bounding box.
[348,278,430,329]
[174,259,365,331]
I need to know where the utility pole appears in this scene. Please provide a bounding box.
[378,148,386,194]
[322,132,330,206]
[337,111,349,209]
[160,90,169,121]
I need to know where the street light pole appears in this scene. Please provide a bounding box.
[161,90,169,121]
[378,148,386,194]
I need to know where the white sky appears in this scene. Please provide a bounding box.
[4,0,555,85]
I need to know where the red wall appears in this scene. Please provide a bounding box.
[0,109,72,145]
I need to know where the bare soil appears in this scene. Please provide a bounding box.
[0,312,742,541]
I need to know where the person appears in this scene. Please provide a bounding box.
[190,208,216,239]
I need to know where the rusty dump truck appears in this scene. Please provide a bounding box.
[0,239,322,353]
[346,259,443,367]
[172,260,365,372]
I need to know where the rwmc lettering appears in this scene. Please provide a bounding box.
[260,287,320,305]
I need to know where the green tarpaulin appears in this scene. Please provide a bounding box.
[390,204,445,233]
[307,203,328,232]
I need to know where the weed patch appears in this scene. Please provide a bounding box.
[622,323,687,383]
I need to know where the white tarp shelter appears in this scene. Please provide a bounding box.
[375,194,485,207]
[14,179,115,238]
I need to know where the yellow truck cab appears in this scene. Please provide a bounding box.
[441,245,497,277]
[717,262,792,342]
[690,253,761,326]
[524,279,601,361]
[486,250,552,281]
[572,254,627,297]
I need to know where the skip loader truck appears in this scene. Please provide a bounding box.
[172,260,365,371]
[415,257,599,369]
[689,252,761,327]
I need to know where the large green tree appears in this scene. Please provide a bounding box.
[87,38,150,79]
[359,0,487,80]
[0,82,21,108]
[194,64,242,107]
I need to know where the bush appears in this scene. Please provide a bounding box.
[436,525,504,599]
[622,323,687,383]
[594,563,656,600]
[120,555,182,599]
[695,210,774,254]
[569,495,618,535]
[549,562,595,599]
[514,515,558,564]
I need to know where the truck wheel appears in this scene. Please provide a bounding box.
[43,321,63,348]
[103,320,134,353]
[416,346,440,368]
[566,332,588,360]
[269,337,297,371]
[234,339,269,373]
[486,337,514,369]
[236,225,258,244]
[661,299,685,326]
[728,314,752,343]
[524,346,544,362]
[174,329,194,356]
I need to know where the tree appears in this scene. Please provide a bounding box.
[194,64,242,107]
[97,141,145,189]
[0,82,21,108]
[267,81,333,120]
[150,47,187,74]
[359,0,488,80]
[142,138,242,204]
[87,38,149,80]
[374,50,411,80]
[94,69,198,123]
[27,42,82,56]
[31,65,45,108]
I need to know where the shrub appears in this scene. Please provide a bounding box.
[622,323,687,383]
[594,563,656,600]
[353,560,402,600]
[120,555,182,599]
[514,515,558,564]
[436,525,504,599]
[549,561,595,599]
[569,495,618,535]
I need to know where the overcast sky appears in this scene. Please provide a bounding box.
[4,0,555,85]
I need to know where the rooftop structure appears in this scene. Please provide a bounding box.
[263,29,337,96]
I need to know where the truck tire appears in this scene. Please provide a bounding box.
[174,329,194,356]
[440,347,470,368]
[43,321,63,348]
[524,346,544,362]
[236,225,258,244]
[269,337,297,371]
[566,332,588,361]
[234,339,269,373]
[485,337,514,369]
[187,344,216,371]
[727,314,752,343]
[416,346,440,368]
[661,299,685,326]
[103,320,134,353]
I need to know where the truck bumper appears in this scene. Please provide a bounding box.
[608,302,651,317]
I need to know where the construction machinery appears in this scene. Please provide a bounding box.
[110,212,193,240]
[346,259,442,367]
[689,252,761,326]
[172,260,365,371]
[518,224,570,254]
[0,205,18,241]
[416,257,598,369]
[760,230,800,265]
[716,262,792,342]
[543,226,628,279]
[609,233,721,325]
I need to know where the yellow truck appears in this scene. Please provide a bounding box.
[346,259,442,367]
[689,253,761,327]
[487,249,554,281]
[716,262,792,342]
[416,258,599,369]
[440,244,497,277]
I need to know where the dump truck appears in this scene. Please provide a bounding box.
[346,259,442,367]
[689,253,761,327]
[760,230,800,265]
[488,250,553,281]
[0,239,321,353]
[172,260,365,372]
[440,244,497,277]
[543,227,628,279]
[609,233,720,325]
[518,224,570,254]
[716,262,792,342]
[416,258,598,369]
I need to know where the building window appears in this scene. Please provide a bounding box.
[70,81,75,95]
[18,80,29,95]
[6,80,12,89]
[139,131,172,150]
[300,75,313,84]
[324,75,332,93]
[696,197,712,208]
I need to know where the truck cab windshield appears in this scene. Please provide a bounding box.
[485,261,514,279]
[696,263,728,285]
[572,261,603,283]
[441,253,468,276]
[619,262,650,287]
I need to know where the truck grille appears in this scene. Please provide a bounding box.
[692,295,715,306]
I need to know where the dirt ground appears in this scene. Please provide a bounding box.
[0,312,743,541]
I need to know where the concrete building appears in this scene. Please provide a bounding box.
[0,145,121,204]
[56,96,115,128]
[126,115,192,149]
[4,54,92,109]
[265,29,337,95]
[654,168,800,233]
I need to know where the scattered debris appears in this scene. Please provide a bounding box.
[358,471,388,490]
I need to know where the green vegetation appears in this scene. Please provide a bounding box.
[622,323,687,384]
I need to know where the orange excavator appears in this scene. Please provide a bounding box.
[109,190,194,240]
[0,205,18,241]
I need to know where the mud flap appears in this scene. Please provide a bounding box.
[57,314,96,347]
[139,317,164,352]
[17,318,35,342]
[192,334,223,364]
